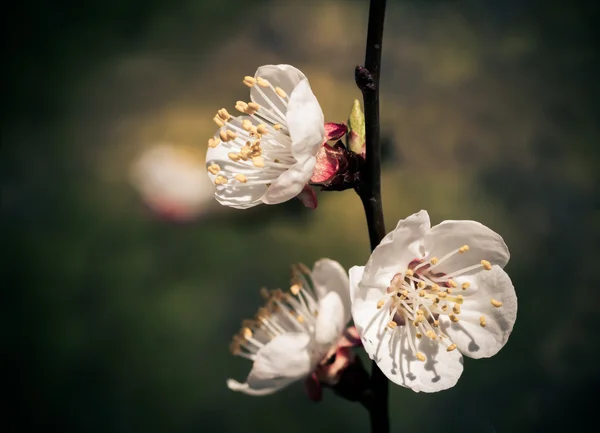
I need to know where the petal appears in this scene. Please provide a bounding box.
[312,259,351,318]
[296,185,318,209]
[261,155,316,204]
[315,291,346,346]
[440,265,517,359]
[424,220,510,275]
[230,333,312,396]
[310,144,339,184]
[352,291,463,392]
[251,64,307,112]
[348,266,365,303]
[304,372,323,402]
[287,79,325,158]
[362,210,430,290]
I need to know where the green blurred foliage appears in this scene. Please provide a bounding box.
[3,0,598,432]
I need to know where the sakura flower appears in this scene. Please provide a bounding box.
[130,143,214,220]
[227,259,359,399]
[206,64,325,209]
[350,210,517,393]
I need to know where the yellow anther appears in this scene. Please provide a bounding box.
[405,269,414,277]
[491,298,503,308]
[234,174,247,183]
[452,304,461,314]
[455,294,464,304]
[252,156,265,168]
[247,101,260,111]
[241,119,253,131]
[462,244,470,252]
[426,330,437,340]
[219,129,229,142]
[419,290,426,297]
[214,175,228,185]
[208,137,220,148]
[207,164,220,175]
[242,327,252,339]
[462,281,471,290]
[433,320,440,327]
[449,314,460,323]
[243,76,256,87]
[218,108,231,120]
[415,314,425,323]
[297,315,304,323]
[438,291,448,298]
[275,86,287,98]
[418,281,425,289]
[431,284,440,292]
[416,352,426,362]
[226,130,238,140]
[256,77,270,87]
[417,309,425,316]
[273,123,282,130]
[441,304,448,312]
[481,260,492,271]
[416,333,422,339]
[480,316,487,327]
[228,152,240,162]
[447,288,453,294]
[448,279,457,288]
[256,124,268,135]
[235,101,249,113]
[387,321,398,329]
[290,284,301,295]
[376,299,385,309]
[430,257,439,265]
[446,343,457,352]
[401,290,409,297]
[213,115,225,127]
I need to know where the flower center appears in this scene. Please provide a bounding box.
[376,244,497,362]
[229,264,320,361]
[207,75,297,187]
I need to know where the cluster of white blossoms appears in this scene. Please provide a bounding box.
[206,65,325,209]
[208,66,517,397]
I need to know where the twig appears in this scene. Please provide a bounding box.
[355,0,389,432]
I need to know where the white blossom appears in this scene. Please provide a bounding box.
[206,65,325,209]
[227,259,353,396]
[350,210,517,392]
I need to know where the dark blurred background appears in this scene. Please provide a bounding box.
[4,0,598,432]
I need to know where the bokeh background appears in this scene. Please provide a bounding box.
[5,0,598,432]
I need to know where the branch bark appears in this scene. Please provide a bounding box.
[355,0,389,432]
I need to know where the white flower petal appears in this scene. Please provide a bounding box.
[384,329,464,393]
[352,292,463,393]
[251,64,307,115]
[230,332,312,396]
[348,266,365,303]
[312,259,351,312]
[261,155,316,204]
[314,291,346,346]
[286,79,325,158]
[362,210,430,290]
[424,220,510,275]
[441,266,517,358]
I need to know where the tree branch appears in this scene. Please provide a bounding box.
[355,0,389,432]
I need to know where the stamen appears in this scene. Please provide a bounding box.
[481,260,492,271]
[446,343,457,352]
[226,130,238,140]
[213,116,225,127]
[243,76,256,87]
[235,174,247,183]
[252,156,265,168]
[416,352,426,362]
[377,299,385,309]
[491,298,503,307]
[228,152,240,162]
[256,77,270,88]
[480,316,487,327]
[449,314,459,323]
[207,164,220,175]
[387,321,398,329]
[275,87,287,98]
[461,282,471,290]
[208,137,220,148]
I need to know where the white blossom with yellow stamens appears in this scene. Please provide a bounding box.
[227,259,352,396]
[349,210,517,392]
[206,65,325,209]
